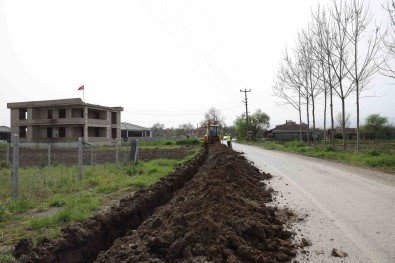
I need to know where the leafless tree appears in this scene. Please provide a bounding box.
[299,27,323,147]
[335,111,351,128]
[272,51,304,141]
[201,107,224,128]
[383,123,394,139]
[151,123,165,137]
[380,0,395,79]
[311,6,339,145]
[177,123,195,136]
[343,0,383,152]
[295,35,312,146]
[328,0,354,150]
[284,43,313,145]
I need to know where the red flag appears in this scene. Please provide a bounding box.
[78,85,84,91]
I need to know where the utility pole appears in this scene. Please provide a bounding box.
[240,89,251,138]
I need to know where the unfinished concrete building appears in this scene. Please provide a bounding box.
[7,98,123,147]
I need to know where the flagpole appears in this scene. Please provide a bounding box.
[78,85,85,102]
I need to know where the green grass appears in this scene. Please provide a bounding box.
[0,145,201,259]
[239,140,395,173]
[0,253,14,263]
[126,159,181,188]
[26,193,101,230]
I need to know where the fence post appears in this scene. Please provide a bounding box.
[135,139,139,163]
[115,138,119,166]
[78,138,83,180]
[130,139,139,164]
[48,145,51,166]
[11,134,19,199]
[90,145,93,166]
[6,145,9,167]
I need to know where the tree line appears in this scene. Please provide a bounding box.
[272,0,395,151]
[150,106,271,141]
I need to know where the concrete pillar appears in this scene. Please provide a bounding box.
[84,107,88,142]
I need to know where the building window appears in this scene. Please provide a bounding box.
[111,112,117,124]
[59,127,66,138]
[72,108,84,118]
[48,110,53,119]
[47,127,53,138]
[88,109,106,120]
[19,126,27,138]
[81,127,84,137]
[19,108,27,120]
[59,109,66,118]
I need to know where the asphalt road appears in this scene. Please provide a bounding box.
[232,142,395,263]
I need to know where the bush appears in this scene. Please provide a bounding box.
[125,165,144,176]
[366,157,395,167]
[324,145,336,152]
[286,140,305,148]
[366,149,380,157]
[0,203,11,222]
[0,254,14,263]
[50,198,66,208]
[0,161,9,169]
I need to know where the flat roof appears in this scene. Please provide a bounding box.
[0,126,10,133]
[7,98,123,111]
[121,122,150,131]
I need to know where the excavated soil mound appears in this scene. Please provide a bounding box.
[15,144,295,263]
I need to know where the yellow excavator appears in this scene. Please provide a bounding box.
[203,120,222,144]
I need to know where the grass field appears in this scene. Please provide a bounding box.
[0,143,201,262]
[239,139,395,173]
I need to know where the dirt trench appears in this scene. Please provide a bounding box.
[15,144,296,263]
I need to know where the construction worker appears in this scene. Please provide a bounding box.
[226,133,231,148]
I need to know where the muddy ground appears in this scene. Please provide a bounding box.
[15,144,297,263]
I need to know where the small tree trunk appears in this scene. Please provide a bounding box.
[312,98,317,147]
[356,86,360,152]
[306,95,310,146]
[355,34,360,152]
[341,98,346,150]
[299,89,302,141]
[327,51,335,146]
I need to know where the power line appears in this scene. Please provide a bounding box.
[123,105,243,117]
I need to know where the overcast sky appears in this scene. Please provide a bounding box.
[1,0,394,129]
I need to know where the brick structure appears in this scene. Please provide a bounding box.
[271,120,312,141]
[121,122,151,142]
[7,98,123,147]
[0,126,10,143]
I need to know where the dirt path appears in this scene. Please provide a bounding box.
[233,142,395,262]
[15,144,296,263]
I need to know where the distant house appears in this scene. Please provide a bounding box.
[327,128,357,140]
[7,98,123,147]
[271,120,316,141]
[0,126,11,143]
[121,122,151,141]
[327,128,375,140]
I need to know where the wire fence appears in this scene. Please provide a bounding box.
[3,135,140,199]
[0,138,139,168]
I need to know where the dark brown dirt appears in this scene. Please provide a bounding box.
[15,144,296,263]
